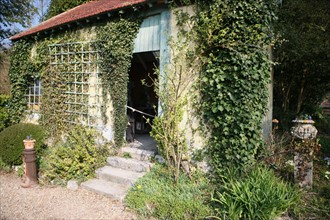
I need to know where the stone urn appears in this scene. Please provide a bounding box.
[291,119,318,189]
[291,119,317,140]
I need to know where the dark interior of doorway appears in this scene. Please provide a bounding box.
[127,51,159,140]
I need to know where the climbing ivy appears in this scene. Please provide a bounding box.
[194,0,277,174]
[9,15,140,145]
[8,40,37,124]
[94,17,141,147]
[35,31,84,136]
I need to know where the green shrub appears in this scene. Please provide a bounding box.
[39,125,109,185]
[0,123,47,166]
[0,158,12,173]
[212,165,301,220]
[125,164,212,220]
[0,95,11,132]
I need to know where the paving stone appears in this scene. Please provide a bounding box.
[81,179,128,201]
[107,156,153,172]
[121,147,155,161]
[96,166,145,186]
[67,180,79,191]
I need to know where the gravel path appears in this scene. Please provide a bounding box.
[0,172,136,220]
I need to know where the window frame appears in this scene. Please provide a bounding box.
[25,78,42,112]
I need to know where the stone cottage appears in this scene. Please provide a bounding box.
[10,0,273,147]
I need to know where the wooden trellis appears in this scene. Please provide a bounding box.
[48,41,103,128]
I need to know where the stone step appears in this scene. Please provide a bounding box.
[96,166,145,186]
[120,147,155,161]
[107,156,153,173]
[81,179,128,201]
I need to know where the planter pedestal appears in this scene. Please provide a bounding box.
[21,139,38,188]
[291,119,317,189]
[294,152,313,189]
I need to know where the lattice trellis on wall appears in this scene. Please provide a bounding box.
[48,42,103,128]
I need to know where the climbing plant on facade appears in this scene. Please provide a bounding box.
[194,0,277,174]
[94,17,141,147]
[8,40,36,124]
[9,15,140,145]
[32,30,88,136]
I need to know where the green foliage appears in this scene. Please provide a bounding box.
[9,15,140,144]
[0,0,36,45]
[195,0,277,174]
[44,0,91,20]
[273,0,330,116]
[212,165,301,220]
[0,158,12,173]
[8,40,37,124]
[0,123,47,166]
[94,18,141,147]
[37,37,72,136]
[125,164,212,220]
[39,125,109,185]
[9,36,72,136]
[0,95,11,131]
[122,152,132,159]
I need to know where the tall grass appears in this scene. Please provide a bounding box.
[212,165,301,220]
[125,164,212,220]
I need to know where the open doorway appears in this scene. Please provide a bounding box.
[127,51,159,143]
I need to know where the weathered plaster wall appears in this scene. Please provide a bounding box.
[23,26,115,142]
[170,5,207,154]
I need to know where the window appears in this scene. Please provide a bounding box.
[26,79,42,112]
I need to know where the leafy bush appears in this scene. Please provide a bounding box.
[212,166,301,220]
[125,164,212,219]
[0,95,11,132]
[39,126,109,185]
[0,123,47,165]
[0,158,12,173]
[195,0,277,175]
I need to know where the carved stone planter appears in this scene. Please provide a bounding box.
[291,119,317,140]
[291,119,318,189]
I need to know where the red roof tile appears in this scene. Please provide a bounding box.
[11,0,149,41]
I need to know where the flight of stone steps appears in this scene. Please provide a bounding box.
[81,135,157,201]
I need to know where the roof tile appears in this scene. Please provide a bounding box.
[11,0,148,41]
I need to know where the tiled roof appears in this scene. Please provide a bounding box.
[10,0,149,41]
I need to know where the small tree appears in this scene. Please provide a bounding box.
[274,0,330,117]
[0,0,36,47]
[150,8,198,183]
[44,0,91,20]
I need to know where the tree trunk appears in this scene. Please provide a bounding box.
[282,81,292,112]
[296,70,307,114]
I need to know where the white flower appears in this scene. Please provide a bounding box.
[325,171,330,180]
[285,160,294,166]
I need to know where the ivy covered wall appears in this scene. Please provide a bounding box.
[9,16,141,147]
[194,0,277,173]
[9,0,276,176]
